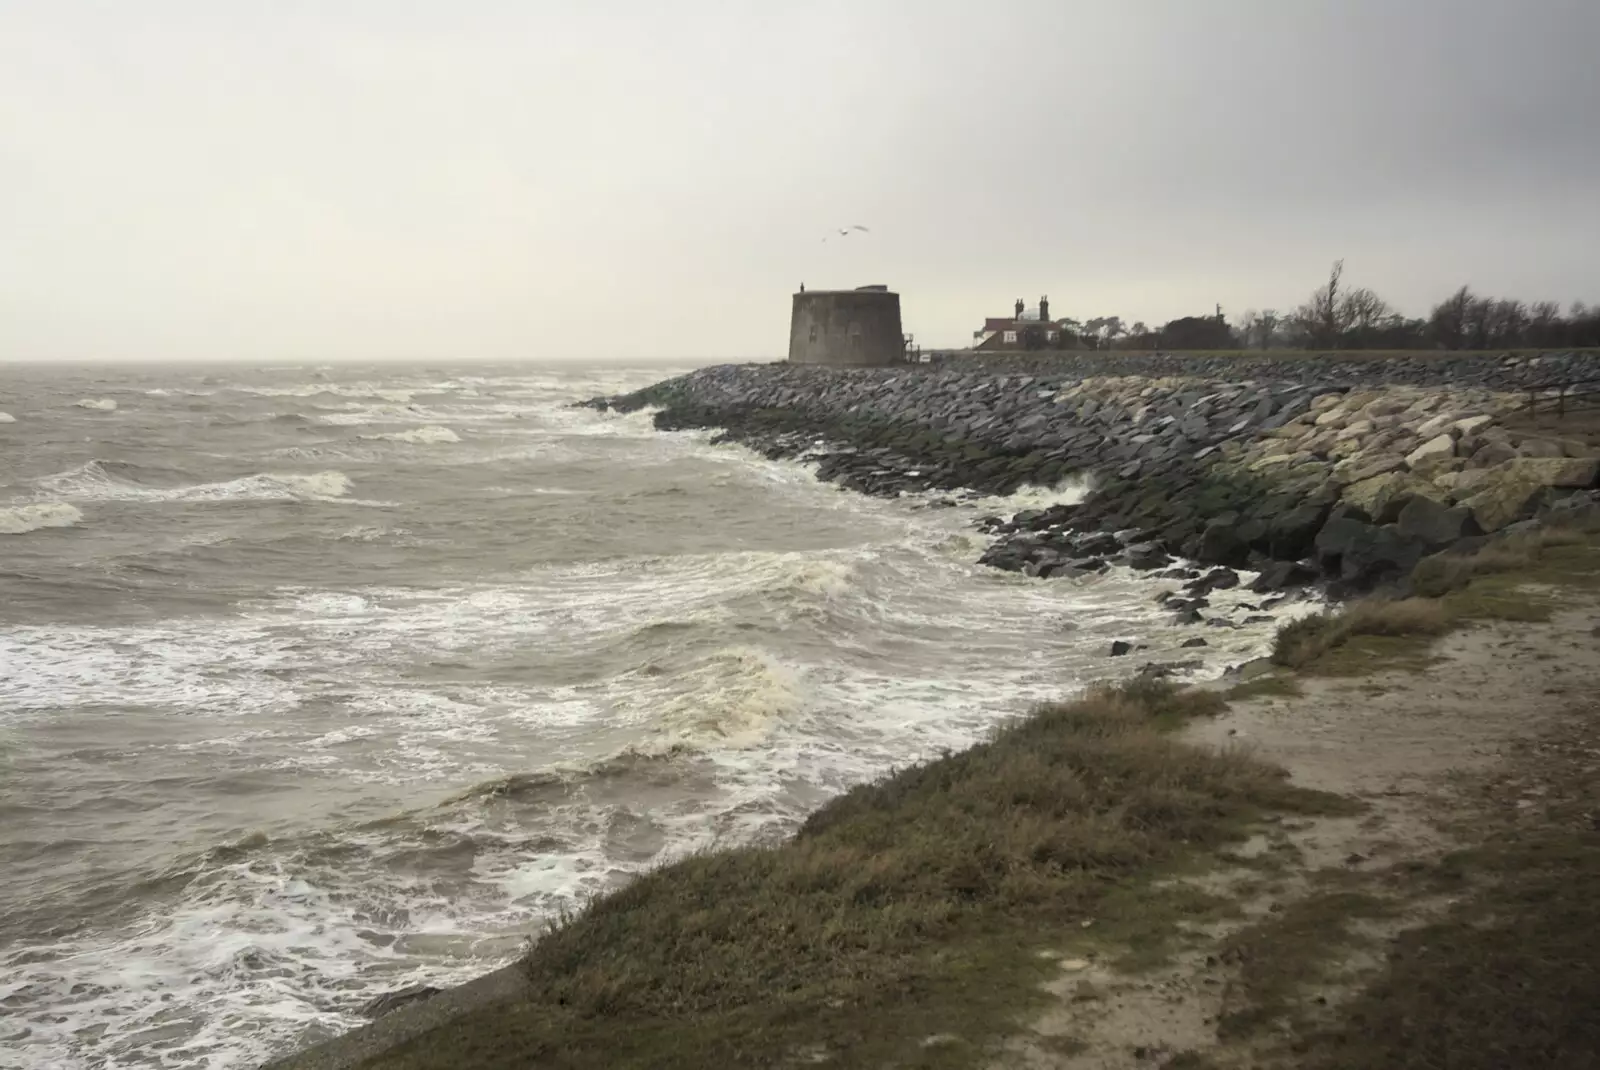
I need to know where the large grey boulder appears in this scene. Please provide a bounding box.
[1396,496,1482,550]
[1197,519,1251,568]
[1315,517,1427,588]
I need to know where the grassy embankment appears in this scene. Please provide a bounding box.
[370,679,1347,1070]
[367,526,1600,1070]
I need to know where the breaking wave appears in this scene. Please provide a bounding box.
[0,502,82,535]
[75,398,118,411]
[0,411,15,423]
[643,647,806,747]
[973,473,1095,513]
[362,425,462,445]
[32,461,355,503]
[316,403,431,426]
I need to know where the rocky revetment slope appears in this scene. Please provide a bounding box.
[589,352,1600,599]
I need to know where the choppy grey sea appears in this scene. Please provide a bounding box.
[0,362,1290,1069]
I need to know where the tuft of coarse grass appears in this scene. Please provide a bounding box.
[1410,547,1534,599]
[367,680,1342,1070]
[1225,675,1306,701]
[1271,600,1452,672]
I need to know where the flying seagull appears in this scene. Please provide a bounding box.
[822,224,872,242]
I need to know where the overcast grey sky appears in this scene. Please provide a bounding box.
[3,1,1597,362]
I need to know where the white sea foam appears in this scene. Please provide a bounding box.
[0,410,16,422]
[362,425,461,445]
[337,524,408,542]
[0,501,82,535]
[0,625,308,716]
[0,536,1299,1069]
[0,857,503,1070]
[33,461,356,504]
[74,397,118,411]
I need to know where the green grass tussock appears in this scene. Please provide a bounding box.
[1224,675,1306,701]
[371,681,1340,1070]
[1271,599,1452,672]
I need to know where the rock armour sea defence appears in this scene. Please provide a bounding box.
[590,352,1600,596]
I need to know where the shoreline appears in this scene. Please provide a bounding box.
[269,353,1600,1069]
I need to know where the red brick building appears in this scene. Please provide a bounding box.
[971,296,1074,351]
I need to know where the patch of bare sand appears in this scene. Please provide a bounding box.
[998,599,1600,1070]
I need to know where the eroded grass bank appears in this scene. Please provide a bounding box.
[366,682,1344,1070]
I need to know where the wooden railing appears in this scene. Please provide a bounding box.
[1520,378,1600,419]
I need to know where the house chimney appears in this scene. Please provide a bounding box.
[1014,298,1025,320]
[1039,295,1050,323]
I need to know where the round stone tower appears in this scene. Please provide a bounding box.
[788,285,904,366]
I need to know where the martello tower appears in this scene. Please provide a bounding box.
[787,285,905,366]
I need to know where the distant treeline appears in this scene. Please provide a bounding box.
[1025,261,1600,353]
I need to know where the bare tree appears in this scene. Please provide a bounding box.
[1315,259,1348,345]
[1430,286,1474,349]
[1256,308,1281,349]
[1341,288,1390,331]
[1292,260,1349,347]
[1055,318,1084,349]
[1528,300,1563,347]
[1485,298,1527,348]
[1339,287,1392,347]
[1464,295,1495,350]
[1081,317,1106,350]
[1099,315,1126,349]
[1236,308,1260,349]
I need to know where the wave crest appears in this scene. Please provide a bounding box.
[974,474,1094,513]
[75,398,118,411]
[361,425,461,445]
[32,461,353,503]
[647,648,805,747]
